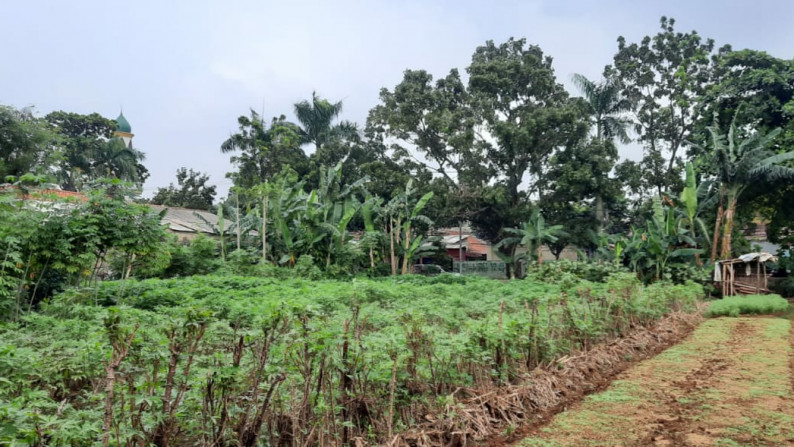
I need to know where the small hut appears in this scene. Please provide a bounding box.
[713,252,777,296]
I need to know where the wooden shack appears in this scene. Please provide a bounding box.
[714,252,777,296]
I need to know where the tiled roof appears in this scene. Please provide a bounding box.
[0,186,88,202]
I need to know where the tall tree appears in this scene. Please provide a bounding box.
[293,92,357,150]
[568,73,629,230]
[151,168,217,211]
[368,69,485,187]
[570,74,632,143]
[45,111,117,190]
[466,38,588,267]
[545,138,621,240]
[221,111,308,191]
[468,38,588,206]
[605,16,715,194]
[368,68,487,231]
[695,49,794,243]
[0,105,55,181]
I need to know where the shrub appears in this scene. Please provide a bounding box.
[770,277,794,298]
[526,260,628,283]
[705,294,791,317]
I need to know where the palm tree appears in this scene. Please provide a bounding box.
[293,92,357,150]
[571,74,632,230]
[571,74,632,144]
[92,138,145,183]
[699,112,794,260]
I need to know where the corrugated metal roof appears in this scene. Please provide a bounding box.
[149,205,219,234]
[439,232,489,255]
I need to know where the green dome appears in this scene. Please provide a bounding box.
[116,112,131,133]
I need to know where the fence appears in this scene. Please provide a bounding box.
[452,261,507,279]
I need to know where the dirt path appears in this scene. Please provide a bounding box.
[515,317,794,446]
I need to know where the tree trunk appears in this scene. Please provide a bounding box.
[720,195,739,260]
[401,224,411,275]
[262,195,267,263]
[124,254,135,279]
[389,218,397,276]
[235,190,241,251]
[710,200,724,263]
[102,366,116,447]
[594,195,604,233]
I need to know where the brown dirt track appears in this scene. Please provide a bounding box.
[514,317,794,447]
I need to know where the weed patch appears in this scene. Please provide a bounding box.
[705,294,790,317]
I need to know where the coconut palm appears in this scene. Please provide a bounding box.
[571,74,632,144]
[697,111,794,260]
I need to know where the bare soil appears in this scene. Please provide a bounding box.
[514,317,794,447]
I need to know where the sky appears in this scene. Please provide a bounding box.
[2,0,793,199]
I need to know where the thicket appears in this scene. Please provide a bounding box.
[0,274,702,445]
[705,294,790,317]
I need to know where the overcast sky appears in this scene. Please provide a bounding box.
[2,0,793,198]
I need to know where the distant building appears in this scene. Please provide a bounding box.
[148,205,221,242]
[114,111,134,149]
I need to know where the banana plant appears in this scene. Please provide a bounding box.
[670,162,714,266]
[623,199,703,282]
[360,196,384,268]
[495,209,567,276]
[384,180,435,275]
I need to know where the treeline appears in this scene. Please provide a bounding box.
[204,17,794,280]
[3,16,794,287]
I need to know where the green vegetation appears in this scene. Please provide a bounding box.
[705,294,791,317]
[0,273,701,445]
[4,12,794,446]
[518,317,794,446]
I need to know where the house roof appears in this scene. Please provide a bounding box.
[148,204,219,234]
[440,231,489,256]
[0,185,88,202]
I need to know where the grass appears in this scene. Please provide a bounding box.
[517,317,794,446]
[704,294,790,317]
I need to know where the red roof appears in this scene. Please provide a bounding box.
[442,229,490,256]
[1,186,88,202]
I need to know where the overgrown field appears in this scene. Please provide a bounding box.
[0,273,702,446]
[518,316,794,446]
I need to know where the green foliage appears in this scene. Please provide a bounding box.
[0,106,55,182]
[770,277,794,298]
[526,260,628,283]
[605,16,715,194]
[705,294,790,317]
[150,167,217,210]
[0,183,170,319]
[221,111,308,190]
[0,274,702,445]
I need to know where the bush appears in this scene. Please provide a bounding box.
[705,294,791,317]
[770,277,794,298]
[525,260,628,283]
[293,255,322,280]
